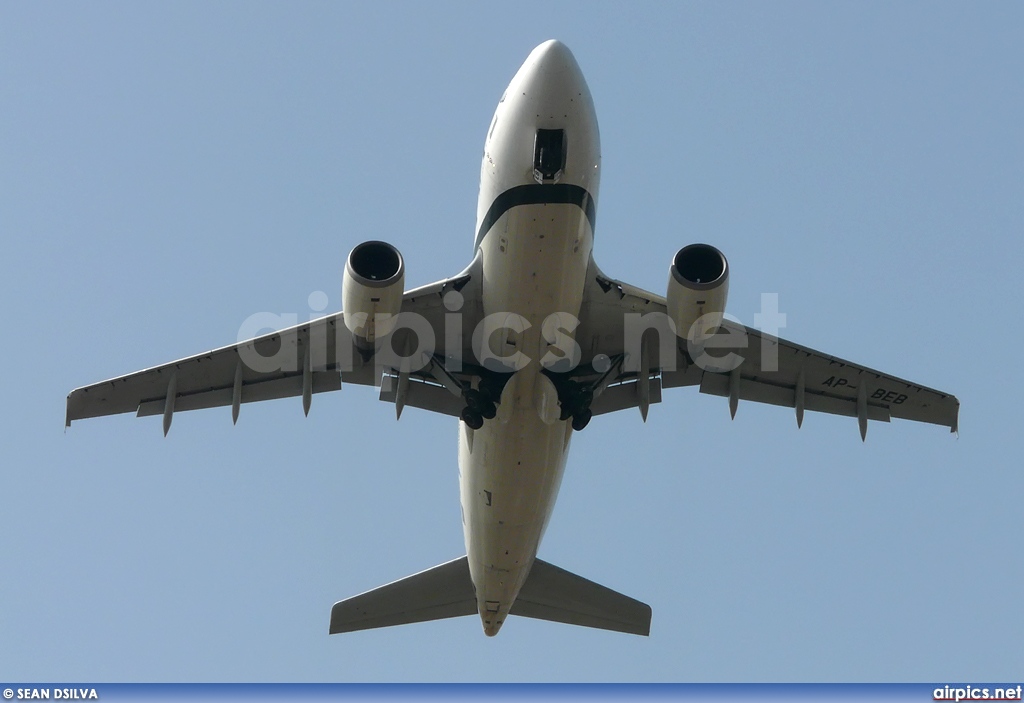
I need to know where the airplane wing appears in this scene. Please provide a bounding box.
[66,261,486,431]
[572,265,959,438]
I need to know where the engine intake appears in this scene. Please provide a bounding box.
[342,240,405,342]
[666,243,729,340]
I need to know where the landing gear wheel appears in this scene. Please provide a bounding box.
[465,389,485,410]
[466,385,499,420]
[479,377,504,401]
[571,409,592,431]
[578,386,594,406]
[461,406,484,430]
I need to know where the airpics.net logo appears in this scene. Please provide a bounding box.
[232,291,790,381]
[934,685,1023,701]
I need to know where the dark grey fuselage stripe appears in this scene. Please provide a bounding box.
[474,184,597,249]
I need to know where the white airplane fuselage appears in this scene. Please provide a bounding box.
[459,40,601,636]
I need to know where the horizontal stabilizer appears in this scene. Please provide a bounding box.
[329,555,651,636]
[511,558,651,636]
[329,556,476,634]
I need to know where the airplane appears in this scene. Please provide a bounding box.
[66,40,959,638]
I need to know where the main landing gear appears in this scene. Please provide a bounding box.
[459,374,507,430]
[571,408,592,431]
[460,389,494,431]
[555,380,593,431]
[457,372,596,432]
[460,406,484,430]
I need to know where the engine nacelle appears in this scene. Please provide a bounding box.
[666,243,729,340]
[342,240,405,342]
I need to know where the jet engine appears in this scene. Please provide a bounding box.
[342,240,405,342]
[665,243,729,340]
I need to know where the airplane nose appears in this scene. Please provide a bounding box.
[511,40,590,120]
[524,39,583,82]
[478,39,600,199]
[532,39,575,70]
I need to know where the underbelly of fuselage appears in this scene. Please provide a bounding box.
[459,201,594,635]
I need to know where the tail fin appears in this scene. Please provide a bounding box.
[329,556,651,636]
[511,558,651,636]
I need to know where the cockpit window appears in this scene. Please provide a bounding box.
[533,129,566,182]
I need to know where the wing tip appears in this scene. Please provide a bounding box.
[65,392,75,428]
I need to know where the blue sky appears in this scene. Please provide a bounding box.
[2,1,1022,682]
